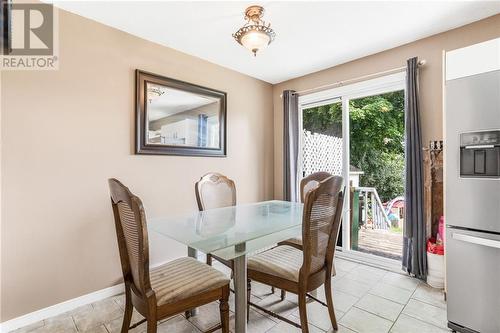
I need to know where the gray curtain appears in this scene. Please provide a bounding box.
[402,57,427,280]
[283,90,299,202]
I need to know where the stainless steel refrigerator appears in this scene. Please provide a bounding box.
[445,41,500,333]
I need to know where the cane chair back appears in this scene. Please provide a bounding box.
[195,173,236,211]
[300,172,332,203]
[301,176,344,276]
[108,179,151,295]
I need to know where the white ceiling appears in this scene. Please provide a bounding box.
[52,1,500,84]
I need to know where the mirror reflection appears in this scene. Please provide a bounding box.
[146,82,221,148]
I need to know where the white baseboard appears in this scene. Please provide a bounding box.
[0,284,124,333]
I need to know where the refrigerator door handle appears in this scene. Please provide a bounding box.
[464,144,495,149]
[452,232,500,249]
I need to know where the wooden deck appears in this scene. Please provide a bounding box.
[356,228,403,260]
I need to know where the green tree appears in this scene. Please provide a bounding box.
[303,91,405,202]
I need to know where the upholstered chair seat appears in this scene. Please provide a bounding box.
[150,257,230,306]
[247,245,324,283]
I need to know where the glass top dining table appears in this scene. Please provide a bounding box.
[149,200,304,333]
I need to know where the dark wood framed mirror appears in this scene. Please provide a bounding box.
[135,70,227,157]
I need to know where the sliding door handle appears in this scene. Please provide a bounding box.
[452,233,500,249]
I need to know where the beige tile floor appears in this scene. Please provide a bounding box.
[13,258,449,333]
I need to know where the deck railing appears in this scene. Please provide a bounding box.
[357,186,391,230]
[350,186,392,250]
[352,187,391,229]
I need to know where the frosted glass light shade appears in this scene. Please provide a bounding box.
[240,30,271,55]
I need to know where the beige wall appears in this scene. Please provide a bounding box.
[272,14,500,198]
[0,9,274,321]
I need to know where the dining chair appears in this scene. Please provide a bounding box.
[195,172,237,270]
[278,171,332,250]
[247,175,344,333]
[275,171,332,300]
[108,178,230,333]
[195,172,271,320]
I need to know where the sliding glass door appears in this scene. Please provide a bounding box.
[348,90,405,261]
[297,72,406,262]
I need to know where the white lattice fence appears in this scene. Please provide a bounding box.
[302,130,343,176]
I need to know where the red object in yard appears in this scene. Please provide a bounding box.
[427,238,444,255]
[392,200,405,208]
[438,216,445,245]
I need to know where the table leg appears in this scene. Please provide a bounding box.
[234,245,247,333]
[187,246,199,317]
[188,246,198,259]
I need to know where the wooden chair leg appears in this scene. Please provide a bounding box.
[146,298,158,333]
[146,317,157,333]
[298,292,309,333]
[247,279,252,323]
[121,287,133,333]
[206,253,213,266]
[280,289,286,301]
[220,286,230,333]
[324,277,338,331]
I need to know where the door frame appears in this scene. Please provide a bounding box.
[298,72,406,264]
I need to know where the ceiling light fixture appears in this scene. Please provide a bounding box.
[147,86,165,104]
[233,5,276,56]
